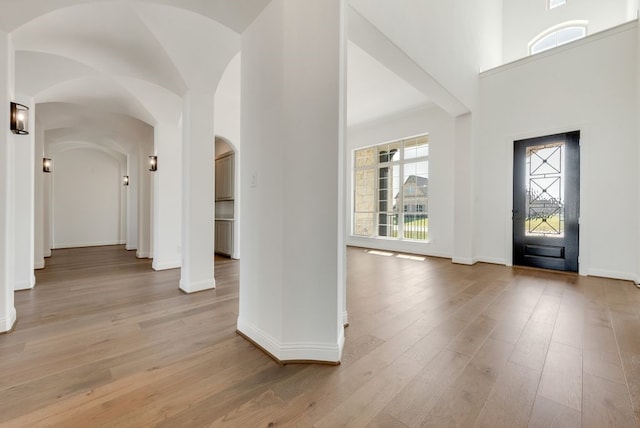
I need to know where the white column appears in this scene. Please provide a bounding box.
[13,95,34,290]
[238,0,346,363]
[152,123,182,270]
[452,113,475,264]
[180,91,214,293]
[137,141,152,258]
[125,152,139,251]
[0,31,16,331]
[43,146,52,258]
[34,114,45,269]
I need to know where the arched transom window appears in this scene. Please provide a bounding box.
[529,23,587,55]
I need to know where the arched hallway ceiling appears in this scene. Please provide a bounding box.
[37,102,154,153]
[0,0,272,34]
[9,0,253,138]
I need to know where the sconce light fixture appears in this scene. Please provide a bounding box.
[149,155,157,172]
[10,102,29,135]
[43,158,52,173]
[123,175,129,186]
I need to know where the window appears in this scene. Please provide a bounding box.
[530,24,586,55]
[548,0,566,10]
[353,134,429,241]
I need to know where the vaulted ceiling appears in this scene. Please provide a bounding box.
[5,0,440,148]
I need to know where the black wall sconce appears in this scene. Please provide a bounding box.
[43,158,51,173]
[149,155,157,172]
[10,102,29,135]
[123,175,129,186]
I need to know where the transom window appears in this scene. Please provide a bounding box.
[548,0,566,10]
[530,24,586,55]
[353,134,429,241]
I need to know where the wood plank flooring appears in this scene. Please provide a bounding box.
[1,245,640,426]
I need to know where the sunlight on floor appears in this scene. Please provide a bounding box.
[365,249,426,261]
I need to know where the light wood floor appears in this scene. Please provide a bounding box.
[1,246,640,427]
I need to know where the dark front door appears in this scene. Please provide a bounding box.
[513,131,580,272]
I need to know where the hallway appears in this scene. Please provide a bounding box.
[1,246,639,426]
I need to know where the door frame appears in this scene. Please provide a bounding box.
[504,124,587,276]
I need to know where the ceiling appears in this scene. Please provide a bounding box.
[347,41,431,128]
[6,0,433,146]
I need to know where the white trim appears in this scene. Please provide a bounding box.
[237,318,344,363]
[0,308,17,333]
[53,240,122,249]
[475,257,507,265]
[347,237,450,259]
[587,269,640,284]
[452,257,475,265]
[343,310,349,326]
[125,244,136,251]
[152,259,181,271]
[179,278,216,294]
[136,251,151,259]
[14,279,33,291]
[34,258,45,269]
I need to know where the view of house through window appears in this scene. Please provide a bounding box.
[354,134,429,241]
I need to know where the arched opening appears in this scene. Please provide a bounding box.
[529,22,588,55]
[214,136,240,260]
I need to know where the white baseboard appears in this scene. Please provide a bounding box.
[475,257,507,265]
[237,318,344,363]
[179,278,216,294]
[343,310,349,326]
[14,279,34,291]
[136,251,151,259]
[0,307,16,333]
[53,241,122,249]
[587,268,640,284]
[152,259,181,271]
[125,245,137,251]
[346,237,451,259]
[452,257,475,265]
[34,258,45,269]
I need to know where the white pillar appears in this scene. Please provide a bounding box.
[180,91,214,293]
[0,31,16,331]
[125,152,139,251]
[238,0,346,363]
[452,113,475,264]
[34,114,45,269]
[13,95,34,290]
[152,123,182,270]
[137,141,152,258]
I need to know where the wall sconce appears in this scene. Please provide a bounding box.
[10,102,29,135]
[149,155,157,172]
[43,158,51,173]
[123,175,129,186]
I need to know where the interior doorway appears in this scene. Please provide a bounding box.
[513,131,580,272]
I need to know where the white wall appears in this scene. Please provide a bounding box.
[13,94,35,290]
[502,0,631,63]
[52,146,124,248]
[478,21,639,281]
[347,105,455,258]
[215,53,241,259]
[152,123,182,270]
[33,113,45,269]
[239,0,345,362]
[0,30,16,332]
